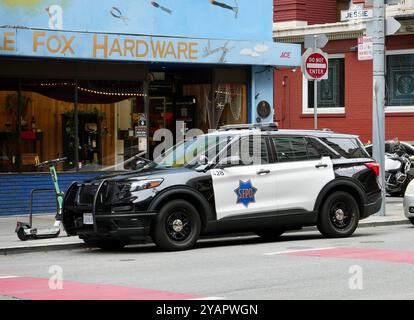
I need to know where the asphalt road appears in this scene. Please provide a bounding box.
[1,224,414,300]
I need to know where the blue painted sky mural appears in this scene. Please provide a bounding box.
[0,0,273,41]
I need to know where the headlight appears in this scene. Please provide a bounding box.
[130,179,164,192]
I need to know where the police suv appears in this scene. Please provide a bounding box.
[62,123,382,251]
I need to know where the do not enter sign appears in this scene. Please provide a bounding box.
[302,50,329,80]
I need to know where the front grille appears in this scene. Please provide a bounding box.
[77,184,99,205]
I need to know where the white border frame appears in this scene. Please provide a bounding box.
[302,54,345,114]
[385,49,414,113]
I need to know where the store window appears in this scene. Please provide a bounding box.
[0,79,145,173]
[183,83,248,131]
[386,53,414,108]
[303,57,345,113]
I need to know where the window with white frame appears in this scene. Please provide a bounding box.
[303,55,345,114]
[386,51,414,110]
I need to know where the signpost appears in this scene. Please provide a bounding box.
[358,36,373,61]
[302,40,329,129]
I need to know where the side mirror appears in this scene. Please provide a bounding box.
[197,155,209,165]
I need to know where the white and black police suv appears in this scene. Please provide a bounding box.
[62,123,382,251]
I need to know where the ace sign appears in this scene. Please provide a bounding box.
[302,49,329,81]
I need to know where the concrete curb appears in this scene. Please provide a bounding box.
[0,219,411,255]
[0,242,85,255]
[359,219,411,228]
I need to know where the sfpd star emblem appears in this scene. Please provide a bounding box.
[234,180,257,207]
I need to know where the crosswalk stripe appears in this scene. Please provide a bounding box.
[263,247,337,256]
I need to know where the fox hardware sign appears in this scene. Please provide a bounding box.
[0,27,301,66]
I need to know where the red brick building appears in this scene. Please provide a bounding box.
[273,0,414,144]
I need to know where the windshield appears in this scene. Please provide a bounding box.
[154,134,235,170]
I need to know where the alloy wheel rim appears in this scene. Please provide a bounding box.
[329,200,354,230]
[166,210,191,242]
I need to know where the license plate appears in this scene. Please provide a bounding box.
[83,213,94,225]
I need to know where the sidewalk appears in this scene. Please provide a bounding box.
[0,198,410,255]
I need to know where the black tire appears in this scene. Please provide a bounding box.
[152,199,201,251]
[317,191,360,238]
[409,218,414,225]
[255,229,285,241]
[83,238,128,250]
[17,227,30,241]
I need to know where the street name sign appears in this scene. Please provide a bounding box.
[341,3,373,21]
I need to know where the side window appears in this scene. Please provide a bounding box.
[221,136,270,166]
[272,137,309,162]
[305,138,323,160]
[320,138,369,159]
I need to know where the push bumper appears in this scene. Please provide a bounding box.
[78,212,157,241]
[63,180,157,241]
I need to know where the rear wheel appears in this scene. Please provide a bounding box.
[317,191,360,238]
[152,200,201,251]
[409,218,414,225]
[255,229,285,241]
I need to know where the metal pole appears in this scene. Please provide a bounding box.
[313,35,318,130]
[314,80,318,130]
[372,0,386,216]
[17,79,22,173]
[143,80,150,159]
[74,79,79,172]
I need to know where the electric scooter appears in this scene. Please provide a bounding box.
[15,157,67,241]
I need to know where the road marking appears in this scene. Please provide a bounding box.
[190,297,225,300]
[270,247,414,265]
[263,247,337,256]
[0,277,205,300]
[0,276,20,279]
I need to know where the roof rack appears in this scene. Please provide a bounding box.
[219,122,279,131]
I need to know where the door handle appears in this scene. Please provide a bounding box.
[315,163,328,169]
[257,169,271,175]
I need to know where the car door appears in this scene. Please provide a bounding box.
[211,135,277,220]
[269,136,335,212]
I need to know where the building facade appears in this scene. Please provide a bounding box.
[273,0,414,144]
[0,0,301,215]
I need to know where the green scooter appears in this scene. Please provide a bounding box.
[15,157,67,241]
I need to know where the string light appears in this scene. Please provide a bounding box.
[214,90,242,96]
[39,82,146,97]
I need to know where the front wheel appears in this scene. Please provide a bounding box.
[152,200,201,251]
[409,218,414,225]
[17,227,30,241]
[317,191,360,238]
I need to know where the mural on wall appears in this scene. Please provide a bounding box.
[0,0,272,41]
[46,5,63,29]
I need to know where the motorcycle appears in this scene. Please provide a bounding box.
[385,142,413,197]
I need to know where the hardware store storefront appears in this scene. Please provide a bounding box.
[0,0,300,215]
